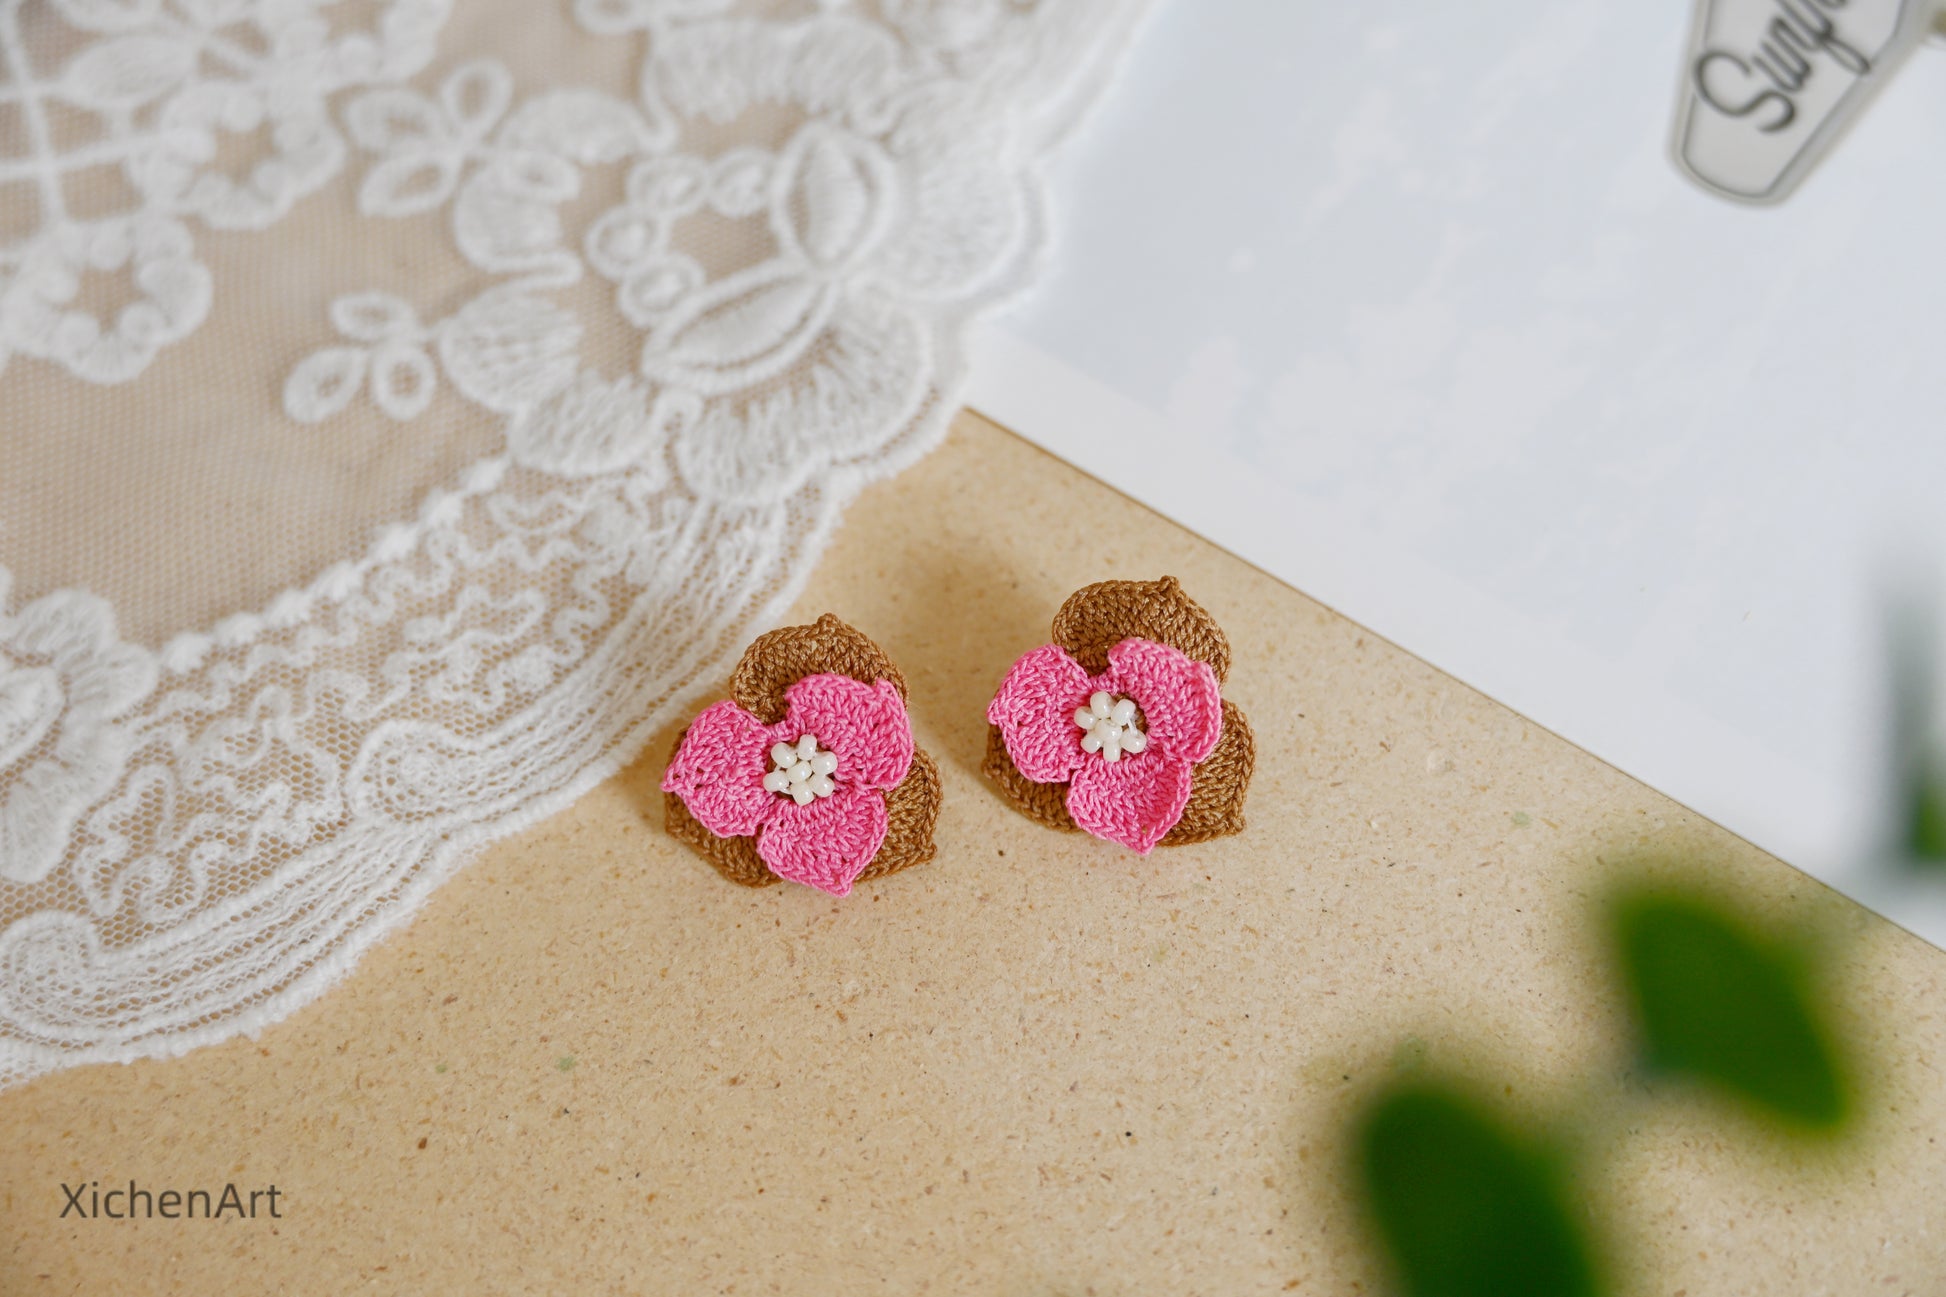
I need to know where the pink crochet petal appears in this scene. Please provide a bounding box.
[1066,752,1196,854]
[778,673,913,793]
[987,643,1092,783]
[1104,637,1223,766]
[757,785,890,897]
[661,699,776,838]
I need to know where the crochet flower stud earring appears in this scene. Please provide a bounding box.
[986,577,1254,853]
[662,615,942,896]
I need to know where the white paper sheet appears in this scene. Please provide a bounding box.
[970,0,1946,945]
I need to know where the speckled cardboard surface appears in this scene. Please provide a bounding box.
[4,412,1942,1294]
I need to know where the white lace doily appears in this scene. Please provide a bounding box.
[0,0,1147,1089]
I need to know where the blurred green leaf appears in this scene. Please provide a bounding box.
[1886,599,1946,868]
[1355,1080,1602,1297]
[1611,891,1847,1131]
[1907,764,1946,863]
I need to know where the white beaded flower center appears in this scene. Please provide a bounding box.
[763,734,839,805]
[1073,691,1148,763]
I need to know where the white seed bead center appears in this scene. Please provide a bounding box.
[1073,691,1148,763]
[763,734,839,805]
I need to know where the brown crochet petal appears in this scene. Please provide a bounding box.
[856,747,942,881]
[666,614,943,889]
[986,578,1253,847]
[730,612,908,724]
[1051,575,1232,683]
[1157,700,1253,845]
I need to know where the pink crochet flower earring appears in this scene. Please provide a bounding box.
[986,577,1254,853]
[662,615,941,896]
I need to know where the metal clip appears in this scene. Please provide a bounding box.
[1673,0,1938,203]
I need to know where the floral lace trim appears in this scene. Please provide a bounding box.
[0,0,1152,1088]
[0,0,449,384]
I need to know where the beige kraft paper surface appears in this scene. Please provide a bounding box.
[3,411,1942,1294]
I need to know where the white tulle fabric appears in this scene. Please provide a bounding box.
[0,0,1145,1088]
